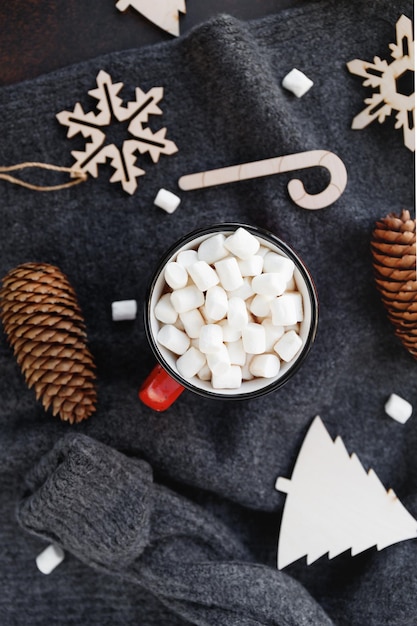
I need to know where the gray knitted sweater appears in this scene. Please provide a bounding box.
[1,1,415,624]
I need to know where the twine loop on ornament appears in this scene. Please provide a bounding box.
[0,162,87,191]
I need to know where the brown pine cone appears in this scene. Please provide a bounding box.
[371,210,417,359]
[0,263,97,423]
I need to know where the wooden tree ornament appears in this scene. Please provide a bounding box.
[275,416,417,570]
[371,209,417,359]
[0,263,97,424]
[178,150,347,210]
[57,70,178,195]
[115,0,186,37]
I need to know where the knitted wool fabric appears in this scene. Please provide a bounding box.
[1,0,416,624]
[17,434,333,626]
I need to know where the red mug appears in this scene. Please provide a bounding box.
[139,223,318,411]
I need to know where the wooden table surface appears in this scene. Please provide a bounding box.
[0,0,307,86]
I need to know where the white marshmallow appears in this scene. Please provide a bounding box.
[111,299,137,321]
[241,356,255,380]
[36,544,65,575]
[384,393,413,424]
[270,293,303,326]
[212,365,242,389]
[207,344,231,376]
[249,353,280,378]
[219,319,242,342]
[170,285,205,314]
[176,249,198,268]
[199,304,217,324]
[199,323,224,354]
[262,319,285,351]
[227,297,248,331]
[164,262,189,290]
[179,308,205,339]
[242,323,266,354]
[252,273,287,297]
[282,68,314,98]
[224,227,260,260]
[154,293,178,324]
[249,294,273,318]
[237,255,263,277]
[205,285,228,321]
[197,362,212,381]
[154,188,181,213]
[263,252,295,282]
[215,257,243,291]
[226,339,246,366]
[227,277,254,301]
[176,346,206,379]
[188,260,219,292]
[257,245,270,258]
[274,330,303,362]
[198,233,228,264]
[157,324,190,355]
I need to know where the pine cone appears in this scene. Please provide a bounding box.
[371,210,417,359]
[0,263,97,423]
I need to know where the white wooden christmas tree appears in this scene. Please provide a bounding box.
[275,416,417,569]
[116,0,186,37]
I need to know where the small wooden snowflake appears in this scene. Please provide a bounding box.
[56,70,178,194]
[347,14,414,151]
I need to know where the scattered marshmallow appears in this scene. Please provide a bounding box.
[197,362,212,381]
[215,257,243,291]
[198,233,228,264]
[249,354,280,378]
[111,299,137,321]
[176,346,206,379]
[384,393,413,424]
[282,68,314,98]
[157,324,190,355]
[205,285,228,321]
[36,544,65,575]
[199,323,224,354]
[170,285,205,314]
[219,319,242,342]
[164,262,189,290]
[274,330,303,362]
[224,227,260,259]
[154,188,181,213]
[212,365,242,389]
[270,292,303,326]
[188,260,219,292]
[242,323,266,354]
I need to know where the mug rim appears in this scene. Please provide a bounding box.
[144,222,319,400]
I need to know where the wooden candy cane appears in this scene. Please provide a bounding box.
[178,150,347,210]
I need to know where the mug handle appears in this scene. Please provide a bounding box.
[139,364,185,411]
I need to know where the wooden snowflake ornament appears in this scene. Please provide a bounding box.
[57,70,178,194]
[347,15,415,151]
[275,416,417,569]
[115,0,186,37]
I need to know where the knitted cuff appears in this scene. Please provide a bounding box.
[17,433,153,569]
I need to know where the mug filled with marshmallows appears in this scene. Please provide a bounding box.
[139,223,318,410]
